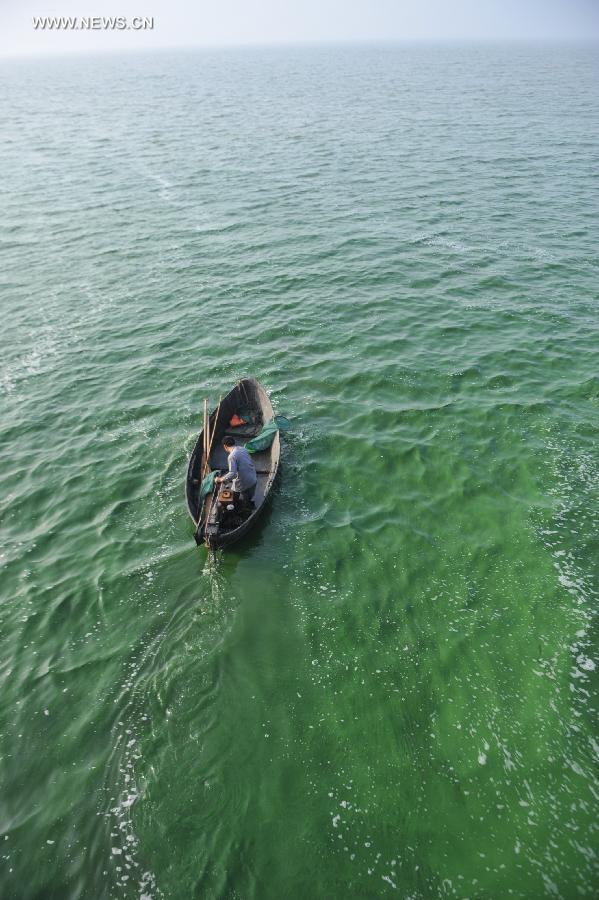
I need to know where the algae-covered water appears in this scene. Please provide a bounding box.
[1,44,598,899]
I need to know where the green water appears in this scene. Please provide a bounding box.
[1,44,598,899]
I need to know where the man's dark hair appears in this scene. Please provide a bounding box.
[222,436,235,449]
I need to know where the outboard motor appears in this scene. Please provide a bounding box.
[205,483,245,543]
[216,486,238,528]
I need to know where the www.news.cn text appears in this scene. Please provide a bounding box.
[32,16,155,31]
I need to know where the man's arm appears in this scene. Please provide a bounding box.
[221,452,237,483]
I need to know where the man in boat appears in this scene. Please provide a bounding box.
[215,436,257,507]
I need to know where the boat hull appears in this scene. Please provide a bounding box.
[186,378,280,549]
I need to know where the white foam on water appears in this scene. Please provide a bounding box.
[1,322,58,397]
[537,437,597,681]
[1,285,115,400]
[134,163,174,203]
[107,723,163,900]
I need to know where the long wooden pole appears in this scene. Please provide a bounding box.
[202,398,209,477]
[197,396,221,528]
[205,396,221,473]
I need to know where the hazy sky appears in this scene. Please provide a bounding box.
[1,0,599,57]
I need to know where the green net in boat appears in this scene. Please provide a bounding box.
[199,469,217,498]
[245,416,290,453]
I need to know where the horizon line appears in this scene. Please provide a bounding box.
[2,35,599,61]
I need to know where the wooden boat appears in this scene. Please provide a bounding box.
[186,378,280,549]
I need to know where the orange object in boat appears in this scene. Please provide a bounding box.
[229,413,246,427]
